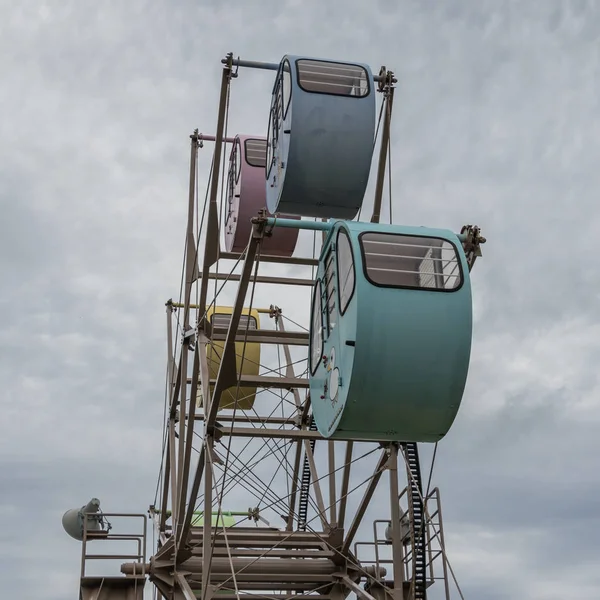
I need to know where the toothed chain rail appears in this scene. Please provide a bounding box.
[402,442,427,600]
[298,416,318,531]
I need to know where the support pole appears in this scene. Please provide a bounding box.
[257,216,332,232]
[198,134,236,144]
[371,85,395,224]
[328,441,337,527]
[169,420,178,527]
[160,301,175,533]
[176,131,200,538]
[388,444,405,600]
[179,446,205,555]
[342,449,388,554]
[166,300,175,389]
[202,437,214,600]
[277,315,305,531]
[337,442,353,531]
[177,345,200,531]
[180,224,262,550]
[198,56,234,321]
[303,438,329,530]
[205,230,261,431]
[176,571,198,600]
[159,439,171,534]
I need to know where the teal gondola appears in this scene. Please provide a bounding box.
[308,220,473,442]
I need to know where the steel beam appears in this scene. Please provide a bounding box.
[177,131,200,541]
[337,442,353,531]
[205,230,261,432]
[206,596,335,600]
[387,444,405,600]
[187,527,331,546]
[176,572,197,600]
[172,302,273,313]
[278,316,305,530]
[341,575,378,600]
[225,55,393,84]
[371,86,394,224]
[181,557,339,575]
[189,548,335,558]
[198,58,233,320]
[196,271,313,287]
[177,345,200,533]
[303,437,329,530]
[218,251,318,267]
[191,414,298,425]
[179,446,205,557]
[220,428,406,444]
[206,375,308,389]
[328,441,337,527]
[210,328,309,346]
[198,133,236,144]
[166,301,176,389]
[159,437,171,534]
[224,57,280,71]
[342,449,388,554]
[160,301,176,533]
[169,359,184,420]
[180,226,262,557]
[169,421,179,527]
[261,217,332,232]
[221,427,322,440]
[202,437,214,600]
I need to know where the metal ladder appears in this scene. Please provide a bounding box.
[297,416,318,531]
[402,442,427,600]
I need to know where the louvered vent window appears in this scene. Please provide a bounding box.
[211,314,258,330]
[310,281,324,375]
[296,59,369,97]
[245,139,267,168]
[360,233,462,291]
[324,250,337,335]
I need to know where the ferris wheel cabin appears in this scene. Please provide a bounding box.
[265,56,376,219]
[196,305,261,411]
[308,221,473,442]
[224,134,299,257]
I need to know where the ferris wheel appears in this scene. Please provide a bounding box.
[62,52,486,600]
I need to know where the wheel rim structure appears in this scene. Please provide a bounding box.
[65,52,487,600]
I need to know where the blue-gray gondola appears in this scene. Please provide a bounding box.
[266,56,376,220]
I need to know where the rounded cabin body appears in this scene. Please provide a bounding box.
[197,305,261,411]
[265,56,376,220]
[224,135,299,257]
[309,222,473,442]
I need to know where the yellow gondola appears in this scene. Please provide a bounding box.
[196,305,261,411]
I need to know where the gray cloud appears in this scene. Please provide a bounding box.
[2,1,600,598]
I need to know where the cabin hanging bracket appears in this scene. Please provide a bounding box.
[377,65,397,93]
[460,224,487,271]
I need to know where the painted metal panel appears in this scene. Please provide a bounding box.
[197,305,261,411]
[266,56,376,219]
[309,222,473,442]
[224,135,299,256]
[191,512,237,527]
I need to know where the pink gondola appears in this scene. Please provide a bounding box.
[224,135,299,256]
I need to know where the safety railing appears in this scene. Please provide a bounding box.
[80,512,147,580]
[353,487,451,599]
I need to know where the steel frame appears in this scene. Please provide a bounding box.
[76,52,485,600]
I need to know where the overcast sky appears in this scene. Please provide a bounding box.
[2,1,600,599]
